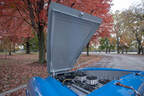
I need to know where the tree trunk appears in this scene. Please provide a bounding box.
[138,48,141,54]
[121,48,124,54]
[86,42,90,56]
[105,47,108,54]
[26,0,46,63]
[37,27,46,64]
[142,47,144,55]
[26,37,30,54]
[137,42,142,54]
[135,32,142,54]
[109,48,111,53]
[137,49,140,54]
[125,49,128,54]
[9,50,11,55]
[116,36,120,54]
[13,47,16,53]
[8,43,12,55]
[13,44,16,53]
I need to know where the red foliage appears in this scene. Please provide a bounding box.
[0,0,113,44]
[0,0,33,43]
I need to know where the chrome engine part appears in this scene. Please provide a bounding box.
[55,71,110,95]
[86,76,98,85]
[75,71,87,82]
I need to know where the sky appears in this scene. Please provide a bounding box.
[111,0,141,13]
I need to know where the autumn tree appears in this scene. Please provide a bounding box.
[113,11,135,54]
[108,36,116,53]
[99,38,109,53]
[0,0,113,63]
[113,11,124,54]
[99,36,115,53]
[121,8,144,54]
[113,2,144,54]
[86,0,113,55]
[0,1,33,54]
[24,34,39,52]
[119,31,134,54]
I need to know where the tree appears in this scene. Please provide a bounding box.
[24,34,39,52]
[25,37,31,54]
[99,38,109,53]
[99,37,115,53]
[0,0,113,63]
[0,3,33,55]
[108,36,116,53]
[121,8,144,54]
[113,4,144,54]
[86,42,90,56]
[113,11,123,54]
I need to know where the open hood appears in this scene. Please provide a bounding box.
[47,2,102,74]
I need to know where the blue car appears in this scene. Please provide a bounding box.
[26,2,144,96]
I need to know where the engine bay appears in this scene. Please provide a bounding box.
[55,71,110,95]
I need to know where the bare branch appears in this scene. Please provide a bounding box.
[16,7,32,25]
[71,3,75,8]
[26,0,37,30]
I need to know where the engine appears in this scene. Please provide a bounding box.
[55,71,110,95]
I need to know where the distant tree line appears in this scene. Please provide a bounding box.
[113,4,144,54]
[97,3,144,55]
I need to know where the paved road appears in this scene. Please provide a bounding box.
[90,54,144,71]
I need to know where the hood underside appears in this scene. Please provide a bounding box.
[47,2,102,74]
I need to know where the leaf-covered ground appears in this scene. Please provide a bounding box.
[0,53,101,96]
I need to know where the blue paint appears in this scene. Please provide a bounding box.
[79,67,141,73]
[87,72,144,96]
[26,68,144,96]
[27,77,77,96]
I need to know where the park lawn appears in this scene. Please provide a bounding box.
[0,53,101,95]
[0,52,6,55]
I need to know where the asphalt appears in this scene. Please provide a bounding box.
[89,53,144,71]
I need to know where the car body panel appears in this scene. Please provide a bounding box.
[27,68,144,96]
